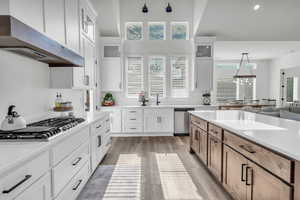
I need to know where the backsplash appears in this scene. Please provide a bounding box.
[0,50,85,122]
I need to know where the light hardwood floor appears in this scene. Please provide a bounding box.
[77,136,232,200]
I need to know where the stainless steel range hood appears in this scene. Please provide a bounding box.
[0,16,84,67]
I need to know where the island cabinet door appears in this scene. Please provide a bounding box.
[199,129,208,164]
[223,145,247,200]
[190,124,200,154]
[208,135,222,181]
[246,161,292,200]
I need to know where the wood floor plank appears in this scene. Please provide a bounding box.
[77,136,232,200]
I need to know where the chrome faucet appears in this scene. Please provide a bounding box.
[156,93,161,106]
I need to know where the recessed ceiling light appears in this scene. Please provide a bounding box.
[254,4,260,11]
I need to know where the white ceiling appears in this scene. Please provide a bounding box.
[215,41,300,60]
[90,0,120,37]
[197,0,300,41]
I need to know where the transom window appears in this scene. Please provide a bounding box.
[171,56,189,98]
[148,22,166,40]
[126,22,143,40]
[171,22,189,40]
[148,56,166,98]
[126,56,144,98]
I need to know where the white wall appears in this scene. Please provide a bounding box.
[0,50,85,122]
[269,52,300,102]
[213,59,271,102]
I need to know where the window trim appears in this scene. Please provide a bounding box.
[170,55,189,98]
[170,21,189,40]
[125,55,144,98]
[148,56,167,98]
[125,22,143,40]
[148,22,166,40]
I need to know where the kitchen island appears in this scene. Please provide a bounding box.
[189,110,300,200]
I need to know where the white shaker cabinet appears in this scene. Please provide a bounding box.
[65,0,81,54]
[15,173,51,200]
[194,59,213,92]
[44,0,66,45]
[9,0,44,33]
[100,37,123,92]
[144,108,174,133]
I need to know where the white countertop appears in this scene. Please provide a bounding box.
[0,111,109,176]
[101,104,218,109]
[189,110,300,161]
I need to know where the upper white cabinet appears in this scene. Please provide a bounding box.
[65,0,80,54]
[80,0,97,42]
[144,108,174,133]
[9,0,44,33]
[101,37,123,91]
[194,37,215,93]
[44,0,66,45]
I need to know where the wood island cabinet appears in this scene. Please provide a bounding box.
[190,114,294,200]
[208,134,222,181]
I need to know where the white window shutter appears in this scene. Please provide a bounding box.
[126,57,144,98]
[149,56,166,98]
[171,56,189,98]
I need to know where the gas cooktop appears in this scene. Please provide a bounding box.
[0,117,85,141]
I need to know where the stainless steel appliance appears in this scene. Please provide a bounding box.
[0,117,85,141]
[174,108,195,135]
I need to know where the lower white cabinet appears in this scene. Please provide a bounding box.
[101,108,122,133]
[144,108,174,133]
[15,173,51,200]
[0,152,50,200]
[122,109,144,133]
[56,162,90,200]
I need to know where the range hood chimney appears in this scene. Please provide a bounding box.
[0,16,84,67]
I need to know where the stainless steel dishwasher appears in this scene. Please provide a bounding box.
[174,108,195,136]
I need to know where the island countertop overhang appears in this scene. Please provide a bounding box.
[189,110,300,162]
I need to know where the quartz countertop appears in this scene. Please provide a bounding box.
[0,111,109,176]
[189,110,300,161]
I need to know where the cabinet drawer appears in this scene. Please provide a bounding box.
[52,126,89,166]
[123,109,143,119]
[224,131,292,183]
[56,162,90,200]
[91,119,106,134]
[191,115,207,131]
[124,124,143,133]
[53,142,90,197]
[0,152,50,200]
[208,123,223,140]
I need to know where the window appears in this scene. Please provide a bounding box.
[126,22,143,40]
[171,56,189,97]
[149,56,166,97]
[171,22,189,40]
[148,22,166,40]
[215,63,256,102]
[126,56,144,98]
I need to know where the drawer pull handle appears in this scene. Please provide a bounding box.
[106,129,110,133]
[98,135,102,147]
[130,118,137,121]
[246,166,253,186]
[2,175,32,194]
[239,145,256,154]
[72,179,83,191]
[106,119,109,122]
[96,125,102,129]
[130,128,137,130]
[72,157,82,166]
[241,164,247,182]
[129,111,136,113]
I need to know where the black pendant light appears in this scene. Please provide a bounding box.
[166,2,172,13]
[142,3,148,13]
